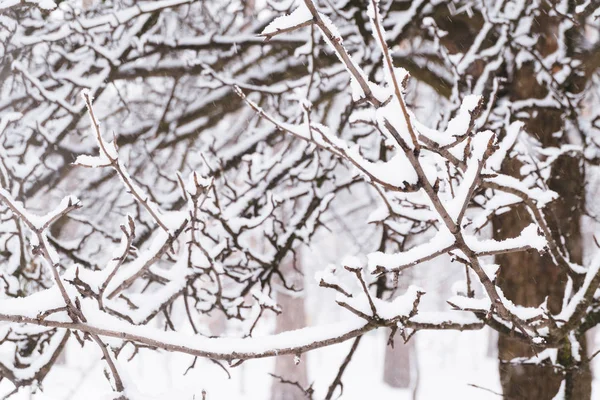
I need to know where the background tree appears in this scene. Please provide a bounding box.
[1,1,600,399]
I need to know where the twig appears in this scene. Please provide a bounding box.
[325,336,362,400]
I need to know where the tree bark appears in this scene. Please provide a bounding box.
[493,5,591,399]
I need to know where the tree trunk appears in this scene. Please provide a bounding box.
[493,5,591,399]
[383,333,416,390]
[271,254,308,400]
[383,272,417,393]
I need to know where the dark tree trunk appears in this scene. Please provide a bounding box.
[493,4,591,399]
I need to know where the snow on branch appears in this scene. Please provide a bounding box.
[261,2,313,40]
[2,0,600,396]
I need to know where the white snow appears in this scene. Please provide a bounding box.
[261,3,312,37]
